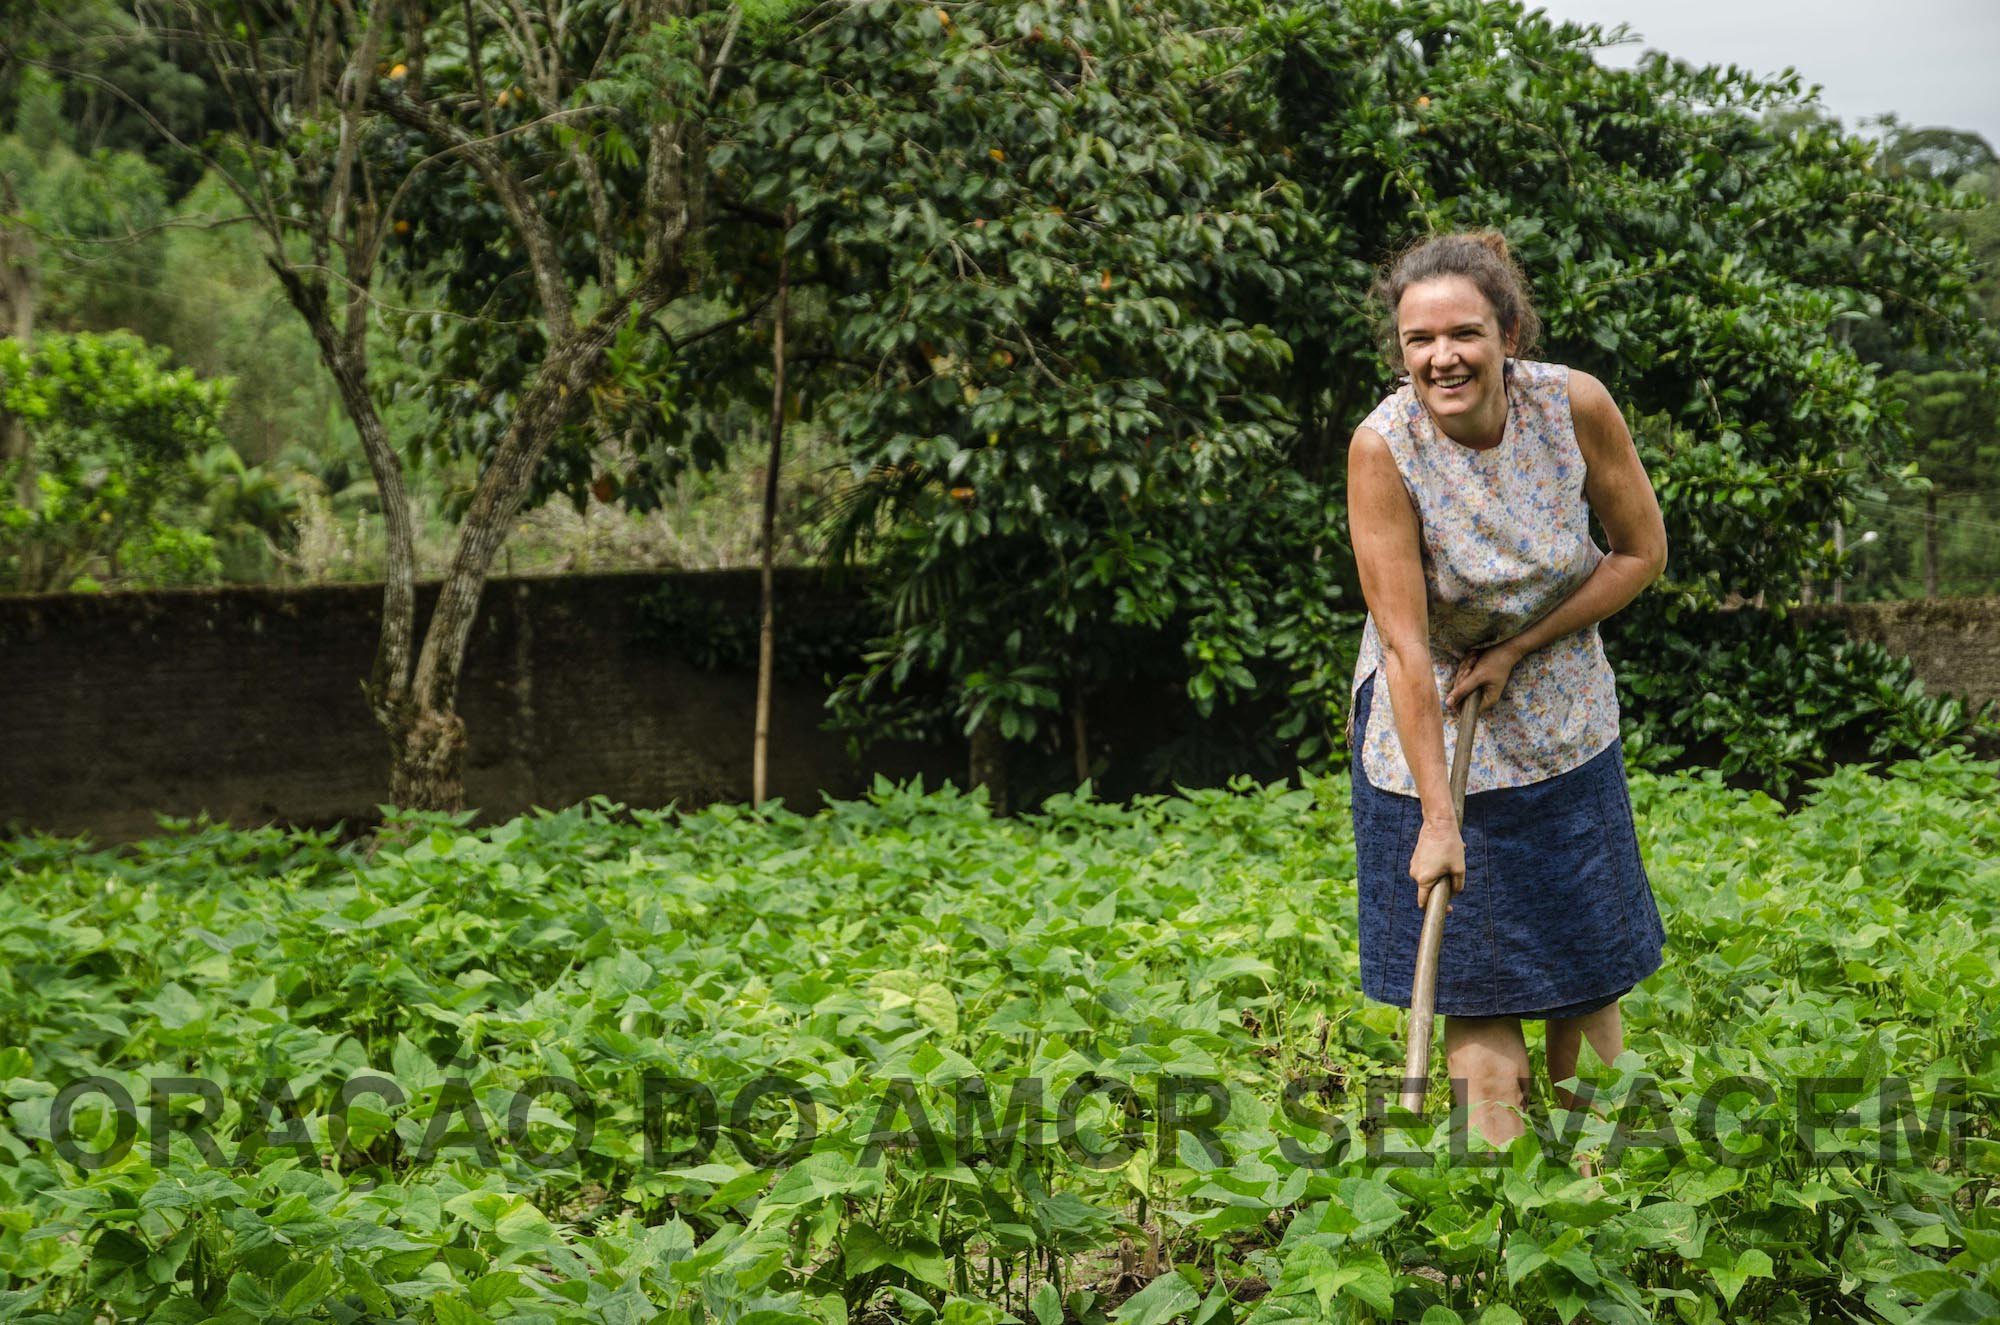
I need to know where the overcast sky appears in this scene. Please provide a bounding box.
[1525,0,2000,149]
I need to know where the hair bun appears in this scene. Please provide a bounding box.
[1467,230,1511,260]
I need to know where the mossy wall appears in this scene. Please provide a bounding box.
[0,570,955,841]
[1796,597,2000,704]
[3,578,1993,841]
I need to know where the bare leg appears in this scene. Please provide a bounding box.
[1444,1015,1531,1145]
[1544,1001,1622,1110]
[1544,1002,1622,1175]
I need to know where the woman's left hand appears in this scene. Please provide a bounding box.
[1446,642,1522,712]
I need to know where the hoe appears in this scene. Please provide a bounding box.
[1400,690,1486,1114]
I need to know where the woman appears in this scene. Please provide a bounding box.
[1344,231,1668,1146]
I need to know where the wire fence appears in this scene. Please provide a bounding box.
[1836,487,2000,601]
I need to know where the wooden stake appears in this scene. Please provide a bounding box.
[753,204,794,807]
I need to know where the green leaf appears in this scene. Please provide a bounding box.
[225,1272,275,1315]
[433,1297,491,1325]
[494,1199,556,1249]
[279,1257,337,1313]
[1322,1252,1395,1314]
[1706,1247,1774,1306]
[843,1225,950,1290]
[1113,1272,1201,1325]
[1032,1281,1064,1325]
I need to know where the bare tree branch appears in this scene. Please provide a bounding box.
[707,4,745,101]
[327,0,391,233]
[373,86,578,330]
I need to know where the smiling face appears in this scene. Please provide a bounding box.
[1396,275,1517,445]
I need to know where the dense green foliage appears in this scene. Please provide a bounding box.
[1608,602,1994,795]
[0,68,346,471]
[0,69,417,591]
[1841,120,2000,601]
[4,758,1998,1322]
[0,3,238,197]
[0,330,234,590]
[698,0,1999,780]
[357,0,795,515]
[710,0,1337,759]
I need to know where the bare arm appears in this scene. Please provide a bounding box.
[1445,369,1668,707]
[1349,426,1465,904]
[1515,369,1665,648]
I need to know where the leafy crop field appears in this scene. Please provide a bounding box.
[2,754,1997,1324]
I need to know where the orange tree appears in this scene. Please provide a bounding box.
[22,0,791,809]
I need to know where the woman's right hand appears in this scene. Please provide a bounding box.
[1408,816,1466,911]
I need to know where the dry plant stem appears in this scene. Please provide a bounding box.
[1399,692,1483,1113]
[754,206,795,808]
[0,178,42,586]
[1072,687,1090,786]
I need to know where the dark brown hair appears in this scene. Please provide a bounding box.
[1373,230,1542,371]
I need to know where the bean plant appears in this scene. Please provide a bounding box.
[2,754,1996,1322]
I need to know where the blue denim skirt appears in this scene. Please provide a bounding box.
[1350,671,1665,1019]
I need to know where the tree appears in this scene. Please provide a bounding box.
[1876,119,1999,184]
[710,0,1331,802]
[23,0,781,808]
[1261,0,1993,605]
[1853,120,2000,357]
[1887,369,2000,597]
[0,329,231,590]
[1959,171,2000,326]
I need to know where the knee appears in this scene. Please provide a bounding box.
[1460,1057,1526,1106]
[1447,1026,1530,1103]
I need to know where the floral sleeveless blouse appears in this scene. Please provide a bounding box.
[1348,358,1621,796]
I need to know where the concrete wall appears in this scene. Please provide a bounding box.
[0,570,956,841]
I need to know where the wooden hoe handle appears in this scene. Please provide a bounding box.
[1398,690,1484,1115]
